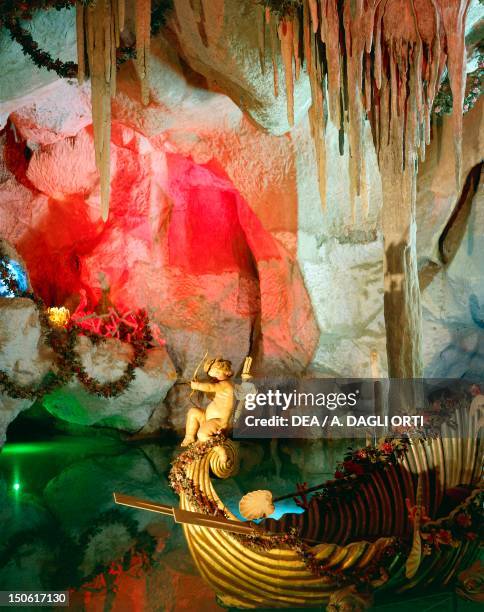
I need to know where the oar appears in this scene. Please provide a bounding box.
[239,483,328,520]
[114,493,323,545]
[113,492,263,536]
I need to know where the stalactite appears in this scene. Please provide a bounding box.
[439,0,470,188]
[319,0,341,128]
[342,1,370,202]
[263,2,471,375]
[118,0,125,32]
[136,0,152,106]
[292,12,301,81]
[77,0,131,220]
[76,2,85,84]
[304,0,326,209]
[86,0,116,222]
[308,0,318,33]
[311,91,326,213]
[278,18,295,126]
[257,4,266,74]
[268,11,279,98]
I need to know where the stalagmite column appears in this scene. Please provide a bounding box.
[263,1,471,378]
[380,156,423,379]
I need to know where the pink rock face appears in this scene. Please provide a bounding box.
[26,129,99,198]
[1,116,318,380]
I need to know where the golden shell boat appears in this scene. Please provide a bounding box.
[174,407,483,609]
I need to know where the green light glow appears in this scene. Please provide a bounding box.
[2,443,55,455]
[13,482,21,491]
[1,438,122,456]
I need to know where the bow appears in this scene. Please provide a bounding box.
[189,349,208,409]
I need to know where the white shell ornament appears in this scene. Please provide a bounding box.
[239,490,275,520]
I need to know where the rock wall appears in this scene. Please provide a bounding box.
[0,296,177,442]
[418,105,484,378]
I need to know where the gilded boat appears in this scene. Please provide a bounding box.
[173,407,483,609]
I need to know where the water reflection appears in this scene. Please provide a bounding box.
[0,431,344,609]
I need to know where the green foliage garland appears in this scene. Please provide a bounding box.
[0,0,173,79]
[433,54,484,118]
[0,245,153,400]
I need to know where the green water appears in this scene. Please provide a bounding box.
[0,420,480,611]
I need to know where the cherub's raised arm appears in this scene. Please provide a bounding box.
[191,380,220,392]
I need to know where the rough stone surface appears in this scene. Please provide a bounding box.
[294,116,387,376]
[26,129,99,198]
[166,0,311,134]
[10,81,92,146]
[421,174,484,379]
[43,342,177,432]
[416,103,483,267]
[0,298,53,385]
[0,298,177,440]
[0,8,77,124]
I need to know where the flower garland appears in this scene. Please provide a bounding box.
[311,438,410,506]
[169,435,399,585]
[419,489,483,555]
[1,0,173,80]
[0,245,154,399]
[62,310,152,398]
[433,53,483,118]
[0,249,74,399]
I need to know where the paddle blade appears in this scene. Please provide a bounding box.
[239,490,275,520]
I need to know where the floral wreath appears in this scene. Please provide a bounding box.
[0,244,154,399]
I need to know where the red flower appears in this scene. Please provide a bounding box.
[421,528,454,549]
[455,513,472,528]
[436,529,453,545]
[342,460,365,476]
[356,449,367,459]
[334,470,345,479]
[379,442,394,454]
[465,532,477,541]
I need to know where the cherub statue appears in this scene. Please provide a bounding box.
[181,357,235,447]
